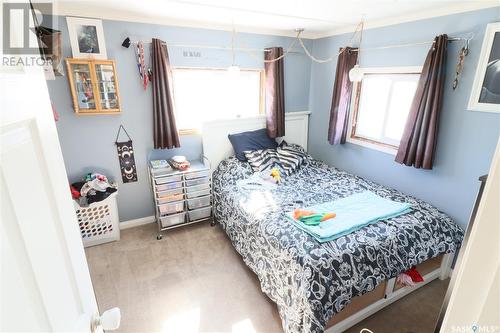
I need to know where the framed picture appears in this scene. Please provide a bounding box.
[66,17,107,59]
[468,22,500,113]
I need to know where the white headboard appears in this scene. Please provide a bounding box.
[202,111,310,171]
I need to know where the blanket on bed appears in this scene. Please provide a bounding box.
[213,157,463,333]
[285,191,412,242]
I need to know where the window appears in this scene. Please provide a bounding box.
[172,68,264,132]
[348,67,421,154]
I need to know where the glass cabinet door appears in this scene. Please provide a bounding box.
[69,63,97,111]
[95,63,119,111]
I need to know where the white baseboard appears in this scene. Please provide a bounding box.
[120,216,155,230]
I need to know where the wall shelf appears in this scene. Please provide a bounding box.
[65,58,121,115]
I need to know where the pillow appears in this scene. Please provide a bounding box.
[277,142,310,175]
[244,149,280,173]
[228,129,278,161]
[279,140,308,154]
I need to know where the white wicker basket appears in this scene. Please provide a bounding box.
[74,192,120,247]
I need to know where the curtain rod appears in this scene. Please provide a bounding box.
[349,35,472,52]
[124,33,472,56]
[128,39,276,52]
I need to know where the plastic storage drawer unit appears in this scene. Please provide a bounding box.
[149,158,212,240]
[185,170,210,180]
[187,195,211,210]
[185,177,209,187]
[159,200,185,215]
[186,188,211,199]
[156,181,183,192]
[157,188,184,204]
[155,174,182,185]
[186,183,210,193]
[160,212,186,228]
[188,206,212,221]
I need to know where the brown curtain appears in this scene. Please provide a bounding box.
[264,47,285,138]
[151,38,180,149]
[395,35,448,169]
[327,47,358,145]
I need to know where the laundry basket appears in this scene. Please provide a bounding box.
[74,192,120,247]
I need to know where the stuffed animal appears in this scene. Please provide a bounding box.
[270,167,282,183]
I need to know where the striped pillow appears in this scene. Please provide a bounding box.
[244,149,280,173]
[277,143,310,175]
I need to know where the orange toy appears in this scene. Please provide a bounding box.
[293,209,315,220]
[320,213,337,222]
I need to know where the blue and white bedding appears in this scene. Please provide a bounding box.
[213,156,463,333]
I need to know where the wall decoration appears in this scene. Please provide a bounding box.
[28,2,63,78]
[468,22,500,113]
[66,17,107,59]
[452,41,469,90]
[37,26,64,77]
[115,125,138,183]
[136,41,149,90]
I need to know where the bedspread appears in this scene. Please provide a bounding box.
[212,157,463,333]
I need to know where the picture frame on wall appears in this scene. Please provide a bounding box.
[66,17,107,59]
[468,22,500,113]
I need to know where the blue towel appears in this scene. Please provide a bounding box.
[285,191,412,242]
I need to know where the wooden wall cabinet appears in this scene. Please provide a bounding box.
[65,59,121,115]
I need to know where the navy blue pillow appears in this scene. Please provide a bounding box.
[228,129,278,161]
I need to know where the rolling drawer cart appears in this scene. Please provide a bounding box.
[148,157,213,240]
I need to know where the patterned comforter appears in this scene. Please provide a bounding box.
[213,157,463,333]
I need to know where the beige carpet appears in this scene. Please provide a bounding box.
[85,222,448,333]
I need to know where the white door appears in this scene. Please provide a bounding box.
[439,139,500,332]
[0,60,118,332]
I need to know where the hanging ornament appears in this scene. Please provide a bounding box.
[452,40,469,90]
[136,41,149,90]
[349,21,365,82]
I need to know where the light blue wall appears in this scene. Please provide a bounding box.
[48,9,500,227]
[47,16,312,221]
[308,7,500,229]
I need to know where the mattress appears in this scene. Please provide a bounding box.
[212,157,463,333]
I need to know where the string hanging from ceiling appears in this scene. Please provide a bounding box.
[238,21,365,64]
[122,22,473,65]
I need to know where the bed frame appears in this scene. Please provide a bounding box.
[201,114,454,332]
[326,253,453,332]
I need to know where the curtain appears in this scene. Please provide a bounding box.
[395,35,448,169]
[151,38,180,149]
[327,47,358,145]
[264,47,285,138]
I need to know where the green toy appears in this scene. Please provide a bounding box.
[298,214,324,226]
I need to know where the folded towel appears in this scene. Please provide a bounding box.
[285,191,412,242]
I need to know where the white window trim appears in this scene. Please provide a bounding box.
[346,66,422,155]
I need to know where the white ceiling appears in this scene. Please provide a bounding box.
[54,0,498,38]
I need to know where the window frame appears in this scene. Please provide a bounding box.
[347,66,422,155]
[171,66,266,135]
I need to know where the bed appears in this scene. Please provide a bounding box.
[203,114,463,333]
[211,156,462,333]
